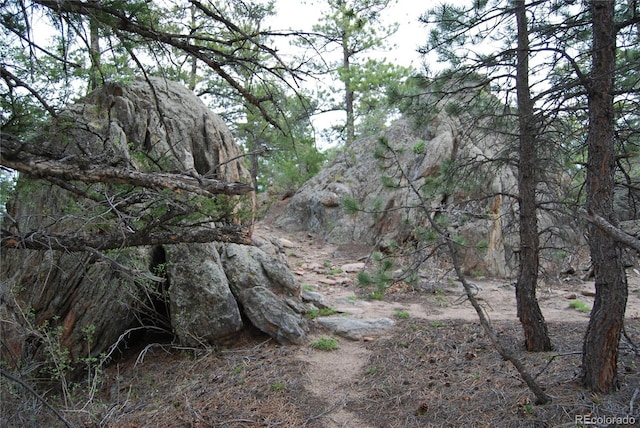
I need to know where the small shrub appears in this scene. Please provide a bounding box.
[429,289,448,307]
[569,300,591,313]
[394,310,410,319]
[306,307,339,319]
[306,309,320,319]
[365,366,379,375]
[310,336,339,351]
[357,252,393,298]
[357,271,373,286]
[271,381,287,391]
[368,291,385,300]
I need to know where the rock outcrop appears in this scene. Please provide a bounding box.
[1,78,307,376]
[275,116,520,277]
[165,243,244,346]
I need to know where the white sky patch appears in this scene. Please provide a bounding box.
[266,0,430,148]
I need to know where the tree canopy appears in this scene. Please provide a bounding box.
[408,0,640,393]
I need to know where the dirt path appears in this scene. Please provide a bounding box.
[255,221,640,427]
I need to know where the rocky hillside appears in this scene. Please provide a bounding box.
[274,114,523,277]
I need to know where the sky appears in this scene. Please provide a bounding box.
[268,0,429,69]
[266,0,432,146]
[25,0,434,149]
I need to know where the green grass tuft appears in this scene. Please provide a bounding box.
[569,300,591,313]
[310,336,339,351]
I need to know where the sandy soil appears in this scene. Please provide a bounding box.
[257,222,640,428]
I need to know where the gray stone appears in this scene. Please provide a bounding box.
[220,243,300,297]
[165,243,243,346]
[279,237,297,248]
[274,117,520,277]
[0,78,305,373]
[316,316,395,340]
[341,262,365,273]
[301,290,332,309]
[285,296,319,314]
[239,287,307,345]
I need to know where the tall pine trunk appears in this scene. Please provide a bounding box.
[342,36,355,145]
[88,16,101,91]
[582,0,628,393]
[514,0,552,352]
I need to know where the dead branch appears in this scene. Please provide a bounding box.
[1,150,253,197]
[391,141,552,404]
[1,223,251,251]
[533,351,582,380]
[0,368,73,428]
[440,226,552,404]
[580,208,640,253]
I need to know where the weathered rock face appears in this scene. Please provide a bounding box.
[219,241,307,345]
[239,287,307,345]
[165,243,244,346]
[275,116,520,277]
[1,78,306,376]
[220,243,300,297]
[50,78,250,181]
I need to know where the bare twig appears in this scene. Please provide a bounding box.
[630,388,639,415]
[622,325,639,356]
[219,419,259,426]
[303,392,350,426]
[0,368,73,428]
[135,343,173,367]
[533,351,582,380]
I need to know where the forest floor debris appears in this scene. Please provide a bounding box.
[2,221,639,427]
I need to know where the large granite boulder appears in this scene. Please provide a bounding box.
[1,78,306,377]
[239,287,307,345]
[219,240,307,345]
[274,109,589,277]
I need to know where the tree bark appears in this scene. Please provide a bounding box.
[582,0,628,393]
[88,9,101,91]
[343,36,355,145]
[514,0,552,352]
